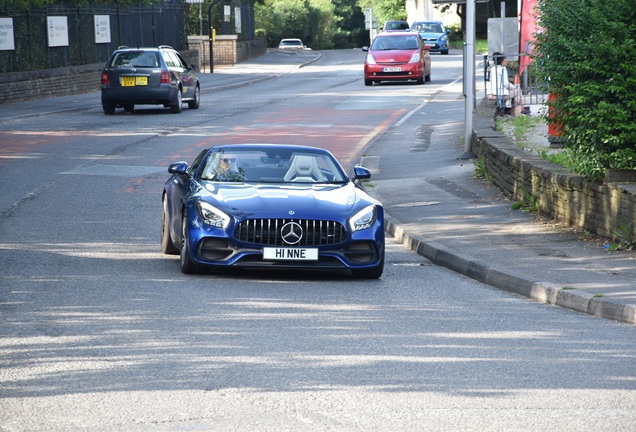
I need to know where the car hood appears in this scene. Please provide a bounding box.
[418,32,444,39]
[369,50,416,63]
[199,182,371,219]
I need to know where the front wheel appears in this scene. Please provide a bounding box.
[161,196,179,255]
[351,255,384,279]
[364,79,372,86]
[180,215,198,274]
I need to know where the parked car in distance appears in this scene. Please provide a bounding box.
[161,144,385,278]
[277,38,309,50]
[383,20,410,31]
[410,20,450,55]
[101,45,200,114]
[362,31,431,86]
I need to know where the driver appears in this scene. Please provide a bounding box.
[212,154,245,181]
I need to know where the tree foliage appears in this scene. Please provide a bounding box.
[255,0,370,49]
[534,0,636,178]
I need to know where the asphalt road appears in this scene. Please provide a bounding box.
[0,49,634,431]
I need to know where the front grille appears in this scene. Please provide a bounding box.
[373,71,413,77]
[235,219,346,246]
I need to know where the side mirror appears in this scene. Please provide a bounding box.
[190,64,200,71]
[362,46,369,52]
[353,166,371,181]
[168,161,188,175]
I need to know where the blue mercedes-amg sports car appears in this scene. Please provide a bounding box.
[161,144,385,278]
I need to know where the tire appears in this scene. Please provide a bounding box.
[416,77,424,85]
[170,88,182,113]
[123,104,134,113]
[351,255,384,279]
[187,85,200,109]
[425,72,431,82]
[364,79,372,86]
[161,196,179,255]
[442,50,449,55]
[180,214,198,274]
[103,103,115,115]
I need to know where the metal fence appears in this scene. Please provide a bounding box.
[0,1,186,74]
[483,53,548,114]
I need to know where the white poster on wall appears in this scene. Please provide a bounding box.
[234,7,241,33]
[0,18,15,51]
[47,16,69,47]
[94,15,111,44]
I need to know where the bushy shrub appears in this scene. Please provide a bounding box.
[534,0,636,179]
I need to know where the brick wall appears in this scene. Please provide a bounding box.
[187,36,266,71]
[0,63,103,103]
[472,113,636,241]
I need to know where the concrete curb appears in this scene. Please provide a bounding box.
[384,215,636,325]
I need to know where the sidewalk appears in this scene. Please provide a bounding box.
[2,51,634,325]
[365,97,636,325]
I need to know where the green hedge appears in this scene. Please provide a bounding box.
[534,0,636,179]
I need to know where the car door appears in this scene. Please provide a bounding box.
[166,50,196,98]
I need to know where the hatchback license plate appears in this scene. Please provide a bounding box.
[121,76,148,86]
[262,247,318,261]
[383,67,402,72]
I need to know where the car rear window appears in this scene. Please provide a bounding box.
[111,51,159,68]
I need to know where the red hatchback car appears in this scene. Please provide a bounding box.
[363,31,431,86]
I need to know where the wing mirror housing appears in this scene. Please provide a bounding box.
[168,161,188,175]
[353,166,371,181]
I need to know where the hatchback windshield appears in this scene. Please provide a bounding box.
[371,35,421,51]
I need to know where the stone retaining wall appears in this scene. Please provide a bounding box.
[472,113,636,241]
[0,49,200,104]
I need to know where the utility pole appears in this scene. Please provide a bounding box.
[463,0,476,158]
[208,0,224,73]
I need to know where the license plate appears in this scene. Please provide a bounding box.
[383,67,402,72]
[121,76,148,86]
[262,247,318,261]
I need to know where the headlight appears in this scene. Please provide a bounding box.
[409,52,421,63]
[366,54,377,65]
[440,34,448,42]
[349,205,377,231]
[196,201,230,228]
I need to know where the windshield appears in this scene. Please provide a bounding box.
[199,149,347,184]
[371,35,421,51]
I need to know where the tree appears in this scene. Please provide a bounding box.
[357,0,406,26]
[534,0,636,178]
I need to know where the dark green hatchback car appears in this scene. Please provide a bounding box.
[100,45,200,114]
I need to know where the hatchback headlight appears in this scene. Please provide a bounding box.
[409,52,422,64]
[366,54,377,65]
[196,202,230,228]
[349,205,377,231]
